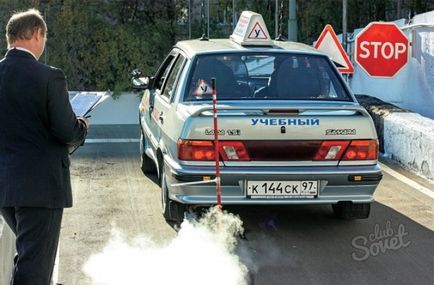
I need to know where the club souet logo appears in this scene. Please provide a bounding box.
[351,220,411,261]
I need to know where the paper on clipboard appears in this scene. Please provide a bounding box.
[70,91,110,117]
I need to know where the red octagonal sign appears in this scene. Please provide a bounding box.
[355,22,409,77]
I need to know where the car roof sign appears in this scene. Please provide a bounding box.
[230,11,272,46]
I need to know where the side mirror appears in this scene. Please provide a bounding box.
[131,68,142,78]
[131,69,153,90]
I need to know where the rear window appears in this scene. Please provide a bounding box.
[184,53,351,101]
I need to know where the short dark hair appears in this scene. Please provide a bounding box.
[6,9,47,45]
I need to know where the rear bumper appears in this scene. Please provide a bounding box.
[164,157,382,205]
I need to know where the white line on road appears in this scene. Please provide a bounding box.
[85,138,140,143]
[380,162,434,199]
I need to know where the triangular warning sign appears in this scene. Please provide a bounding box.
[247,22,268,39]
[193,80,213,97]
[314,24,354,74]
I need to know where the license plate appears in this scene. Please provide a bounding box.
[247,180,318,198]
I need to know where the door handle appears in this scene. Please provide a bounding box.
[159,112,165,123]
[148,106,153,120]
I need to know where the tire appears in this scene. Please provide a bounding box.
[161,164,186,223]
[332,202,370,220]
[140,132,157,174]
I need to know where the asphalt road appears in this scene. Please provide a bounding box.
[56,125,434,285]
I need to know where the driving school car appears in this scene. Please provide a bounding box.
[132,11,382,222]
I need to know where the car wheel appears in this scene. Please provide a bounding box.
[332,202,370,220]
[140,132,157,174]
[161,164,186,223]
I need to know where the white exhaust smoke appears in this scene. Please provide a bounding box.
[83,207,250,285]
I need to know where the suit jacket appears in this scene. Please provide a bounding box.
[0,48,87,208]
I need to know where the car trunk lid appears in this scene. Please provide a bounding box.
[177,102,378,165]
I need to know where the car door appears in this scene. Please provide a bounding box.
[142,51,178,150]
[153,51,187,145]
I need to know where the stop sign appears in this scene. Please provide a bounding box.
[355,22,409,77]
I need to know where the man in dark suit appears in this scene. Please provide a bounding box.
[0,9,89,285]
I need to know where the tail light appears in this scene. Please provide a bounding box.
[178,139,378,162]
[314,140,378,161]
[177,140,250,161]
[342,140,378,160]
[178,140,215,161]
[219,141,250,161]
[314,141,350,160]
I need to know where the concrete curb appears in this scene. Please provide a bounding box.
[384,113,434,181]
[356,95,434,182]
[0,217,15,284]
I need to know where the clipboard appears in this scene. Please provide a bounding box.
[68,91,110,155]
[70,91,110,117]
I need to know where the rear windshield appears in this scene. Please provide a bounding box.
[184,53,351,101]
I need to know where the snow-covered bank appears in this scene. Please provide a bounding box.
[357,95,434,182]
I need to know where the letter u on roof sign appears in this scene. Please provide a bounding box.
[230,11,273,46]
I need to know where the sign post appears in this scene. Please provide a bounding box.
[211,78,222,209]
[355,22,409,77]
